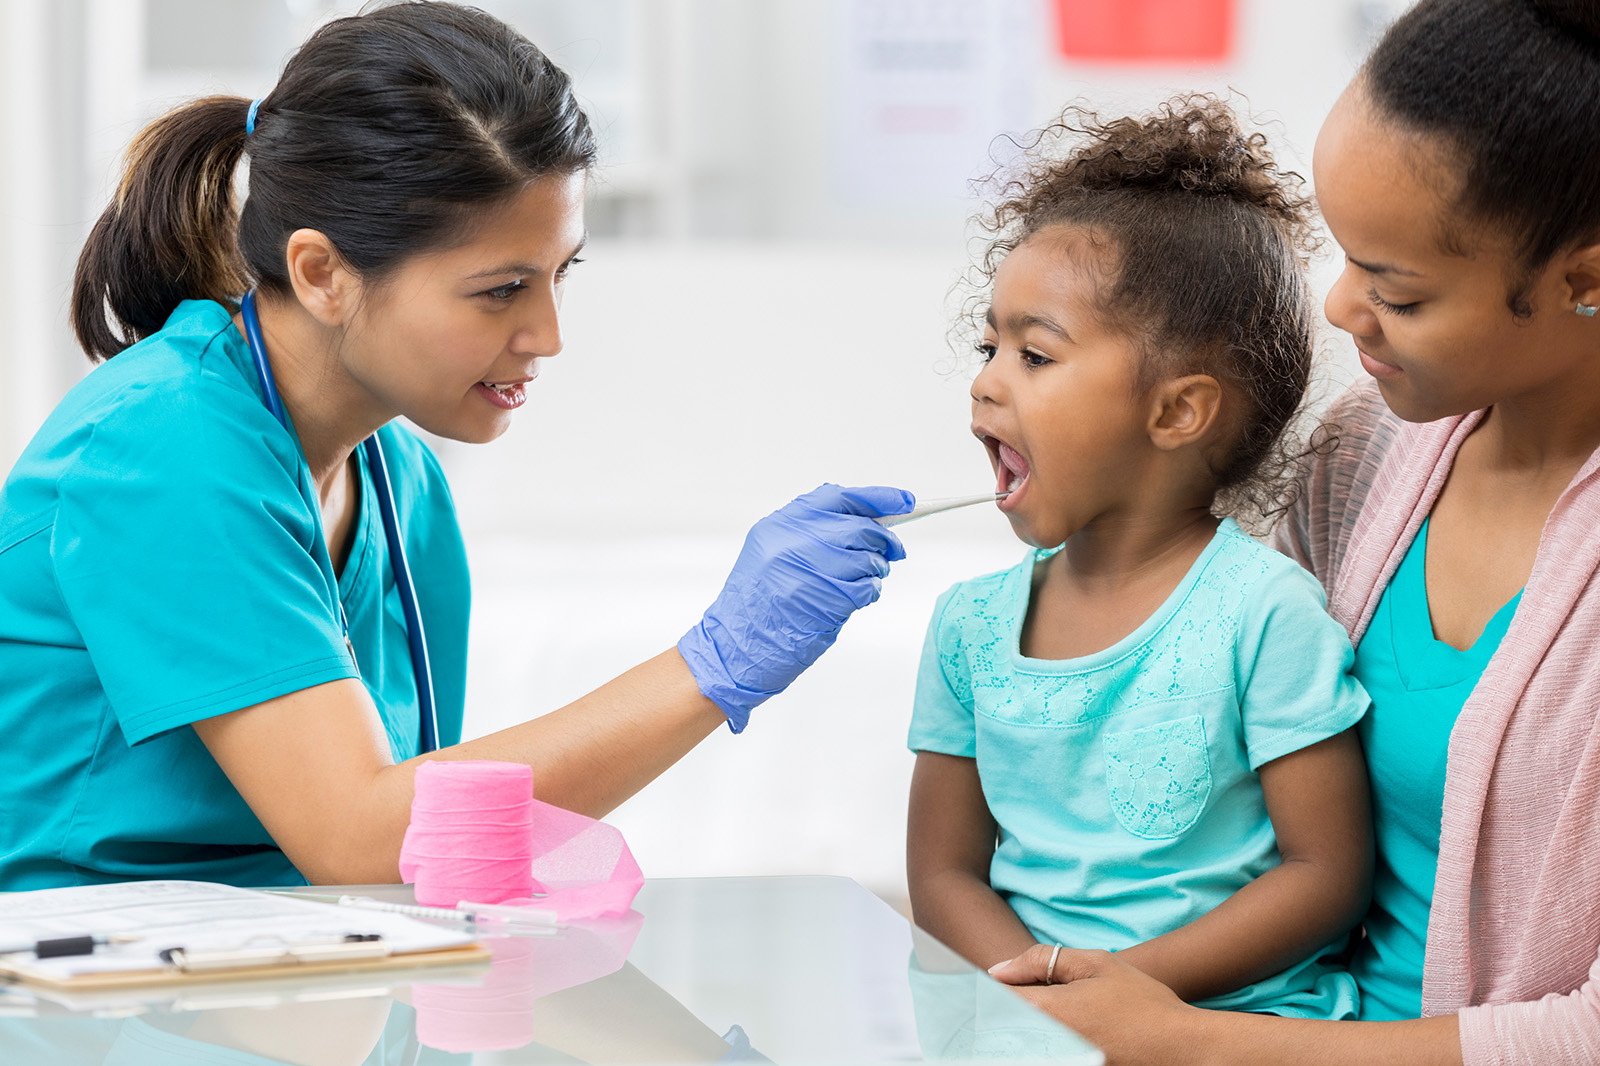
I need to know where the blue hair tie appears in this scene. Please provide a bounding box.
[246,98,263,135]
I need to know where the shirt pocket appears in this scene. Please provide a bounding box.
[1102,714,1212,839]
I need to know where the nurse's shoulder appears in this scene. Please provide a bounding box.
[1,299,299,536]
[57,298,276,441]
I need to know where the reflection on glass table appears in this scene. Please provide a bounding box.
[0,875,1100,1066]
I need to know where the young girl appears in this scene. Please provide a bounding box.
[906,97,1372,1019]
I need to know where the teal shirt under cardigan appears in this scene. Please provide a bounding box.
[1349,519,1521,1021]
[0,300,470,890]
[910,520,1370,1018]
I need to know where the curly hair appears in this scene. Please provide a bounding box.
[958,94,1326,530]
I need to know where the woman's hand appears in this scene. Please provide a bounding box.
[988,945,1203,1066]
[989,944,1467,1066]
[677,483,913,731]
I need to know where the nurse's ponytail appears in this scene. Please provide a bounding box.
[72,97,251,362]
[70,1,597,363]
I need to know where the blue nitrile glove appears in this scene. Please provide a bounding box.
[678,483,914,732]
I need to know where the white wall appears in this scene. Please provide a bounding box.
[0,0,86,471]
[449,242,1025,896]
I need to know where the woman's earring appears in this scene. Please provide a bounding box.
[1578,304,1598,317]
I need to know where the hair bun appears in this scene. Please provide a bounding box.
[1066,97,1295,216]
[1531,0,1600,45]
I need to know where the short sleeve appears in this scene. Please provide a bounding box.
[52,368,357,745]
[1233,561,1370,769]
[908,587,977,757]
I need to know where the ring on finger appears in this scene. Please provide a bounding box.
[1045,943,1063,985]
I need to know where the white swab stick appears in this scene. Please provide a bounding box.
[455,900,563,927]
[874,493,1009,528]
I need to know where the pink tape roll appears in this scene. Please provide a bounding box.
[400,761,536,906]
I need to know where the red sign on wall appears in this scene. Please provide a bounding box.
[1053,0,1235,63]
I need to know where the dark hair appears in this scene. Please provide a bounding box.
[71,1,597,362]
[1365,0,1600,314]
[963,95,1321,527]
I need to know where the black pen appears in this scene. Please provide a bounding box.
[0,933,141,958]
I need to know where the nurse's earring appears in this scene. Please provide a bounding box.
[1577,304,1598,317]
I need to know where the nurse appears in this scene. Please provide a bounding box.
[0,2,911,889]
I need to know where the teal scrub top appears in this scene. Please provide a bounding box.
[910,520,1369,1018]
[1349,518,1520,1020]
[0,299,470,890]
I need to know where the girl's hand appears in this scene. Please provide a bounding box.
[677,483,914,732]
[988,945,1204,1066]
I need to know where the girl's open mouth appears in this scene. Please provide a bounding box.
[997,443,1030,493]
[977,433,1029,511]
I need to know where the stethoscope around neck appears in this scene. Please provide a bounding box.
[240,289,439,754]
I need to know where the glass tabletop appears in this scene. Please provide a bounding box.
[0,875,1100,1066]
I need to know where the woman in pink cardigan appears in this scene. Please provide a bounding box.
[985,1,1600,1063]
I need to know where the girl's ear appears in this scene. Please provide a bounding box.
[1147,374,1223,452]
[283,228,361,328]
[1563,240,1600,313]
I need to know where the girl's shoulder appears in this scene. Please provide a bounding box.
[1215,517,1322,579]
[930,549,1041,636]
[1176,520,1334,638]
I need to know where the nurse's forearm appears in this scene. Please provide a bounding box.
[420,647,725,819]
[196,650,724,885]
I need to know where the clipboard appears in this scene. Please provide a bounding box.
[0,880,491,992]
[0,952,486,1017]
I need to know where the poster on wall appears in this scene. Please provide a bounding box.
[1052,0,1235,63]
[831,0,1038,206]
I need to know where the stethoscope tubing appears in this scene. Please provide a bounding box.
[240,290,439,754]
[363,433,439,753]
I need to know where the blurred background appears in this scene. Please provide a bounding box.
[0,0,1401,910]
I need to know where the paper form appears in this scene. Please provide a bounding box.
[0,881,476,981]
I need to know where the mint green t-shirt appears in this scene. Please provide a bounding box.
[0,300,471,890]
[909,519,1370,1018]
[1350,518,1520,1020]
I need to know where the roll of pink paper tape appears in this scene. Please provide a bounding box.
[400,760,536,906]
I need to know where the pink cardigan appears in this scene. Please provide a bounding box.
[1271,381,1600,1065]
